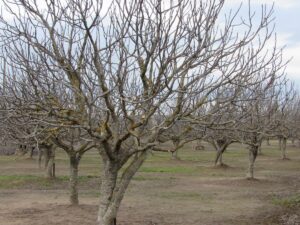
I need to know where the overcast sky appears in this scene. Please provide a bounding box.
[226,0,300,88]
[1,0,299,87]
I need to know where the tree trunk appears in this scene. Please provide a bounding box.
[37,148,43,169]
[171,150,179,160]
[214,147,223,166]
[97,161,119,225]
[281,137,287,160]
[246,146,258,179]
[214,144,227,167]
[69,155,80,205]
[171,140,180,160]
[46,147,55,179]
[97,152,147,225]
[266,138,270,146]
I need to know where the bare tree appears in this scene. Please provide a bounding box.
[0,0,284,224]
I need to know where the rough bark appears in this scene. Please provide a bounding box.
[97,152,147,225]
[46,147,55,179]
[213,140,229,167]
[246,146,258,179]
[69,154,80,205]
[257,140,263,155]
[172,140,180,160]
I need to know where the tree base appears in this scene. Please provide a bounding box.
[171,156,181,161]
[246,177,259,181]
[281,157,290,161]
[214,163,230,169]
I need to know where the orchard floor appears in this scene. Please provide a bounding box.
[0,141,300,225]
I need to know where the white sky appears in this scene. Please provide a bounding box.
[226,0,300,88]
[0,0,299,87]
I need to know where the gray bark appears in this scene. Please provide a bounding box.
[46,147,55,179]
[281,137,287,159]
[246,146,258,179]
[69,154,80,205]
[97,152,147,225]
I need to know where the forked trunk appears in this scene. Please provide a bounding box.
[247,146,258,179]
[69,155,80,205]
[97,152,147,225]
[214,144,227,166]
[171,150,179,160]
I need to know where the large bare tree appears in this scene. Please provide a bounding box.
[0,0,284,224]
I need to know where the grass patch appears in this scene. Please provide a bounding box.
[0,175,98,189]
[272,194,300,209]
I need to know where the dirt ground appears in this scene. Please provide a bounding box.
[0,142,299,225]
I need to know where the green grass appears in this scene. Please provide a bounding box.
[272,194,300,209]
[0,175,99,189]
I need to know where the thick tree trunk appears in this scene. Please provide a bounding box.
[69,155,80,205]
[214,144,227,167]
[46,147,55,179]
[171,140,180,160]
[214,148,224,166]
[171,150,179,160]
[97,161,118,225]
[246,146,258,179]
[218,152,223,165]
[257,140,263,155]
[281,137,287,160]
[97,152,147,225]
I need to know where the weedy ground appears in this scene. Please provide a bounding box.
[0,141,299,225]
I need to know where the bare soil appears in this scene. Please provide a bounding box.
[0,143,299,225]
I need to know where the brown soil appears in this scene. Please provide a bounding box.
[0,145,300,225]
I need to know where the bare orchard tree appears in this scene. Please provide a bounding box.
[0,0,282,224]
[273,82,297,160]
[236,76,287,179]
